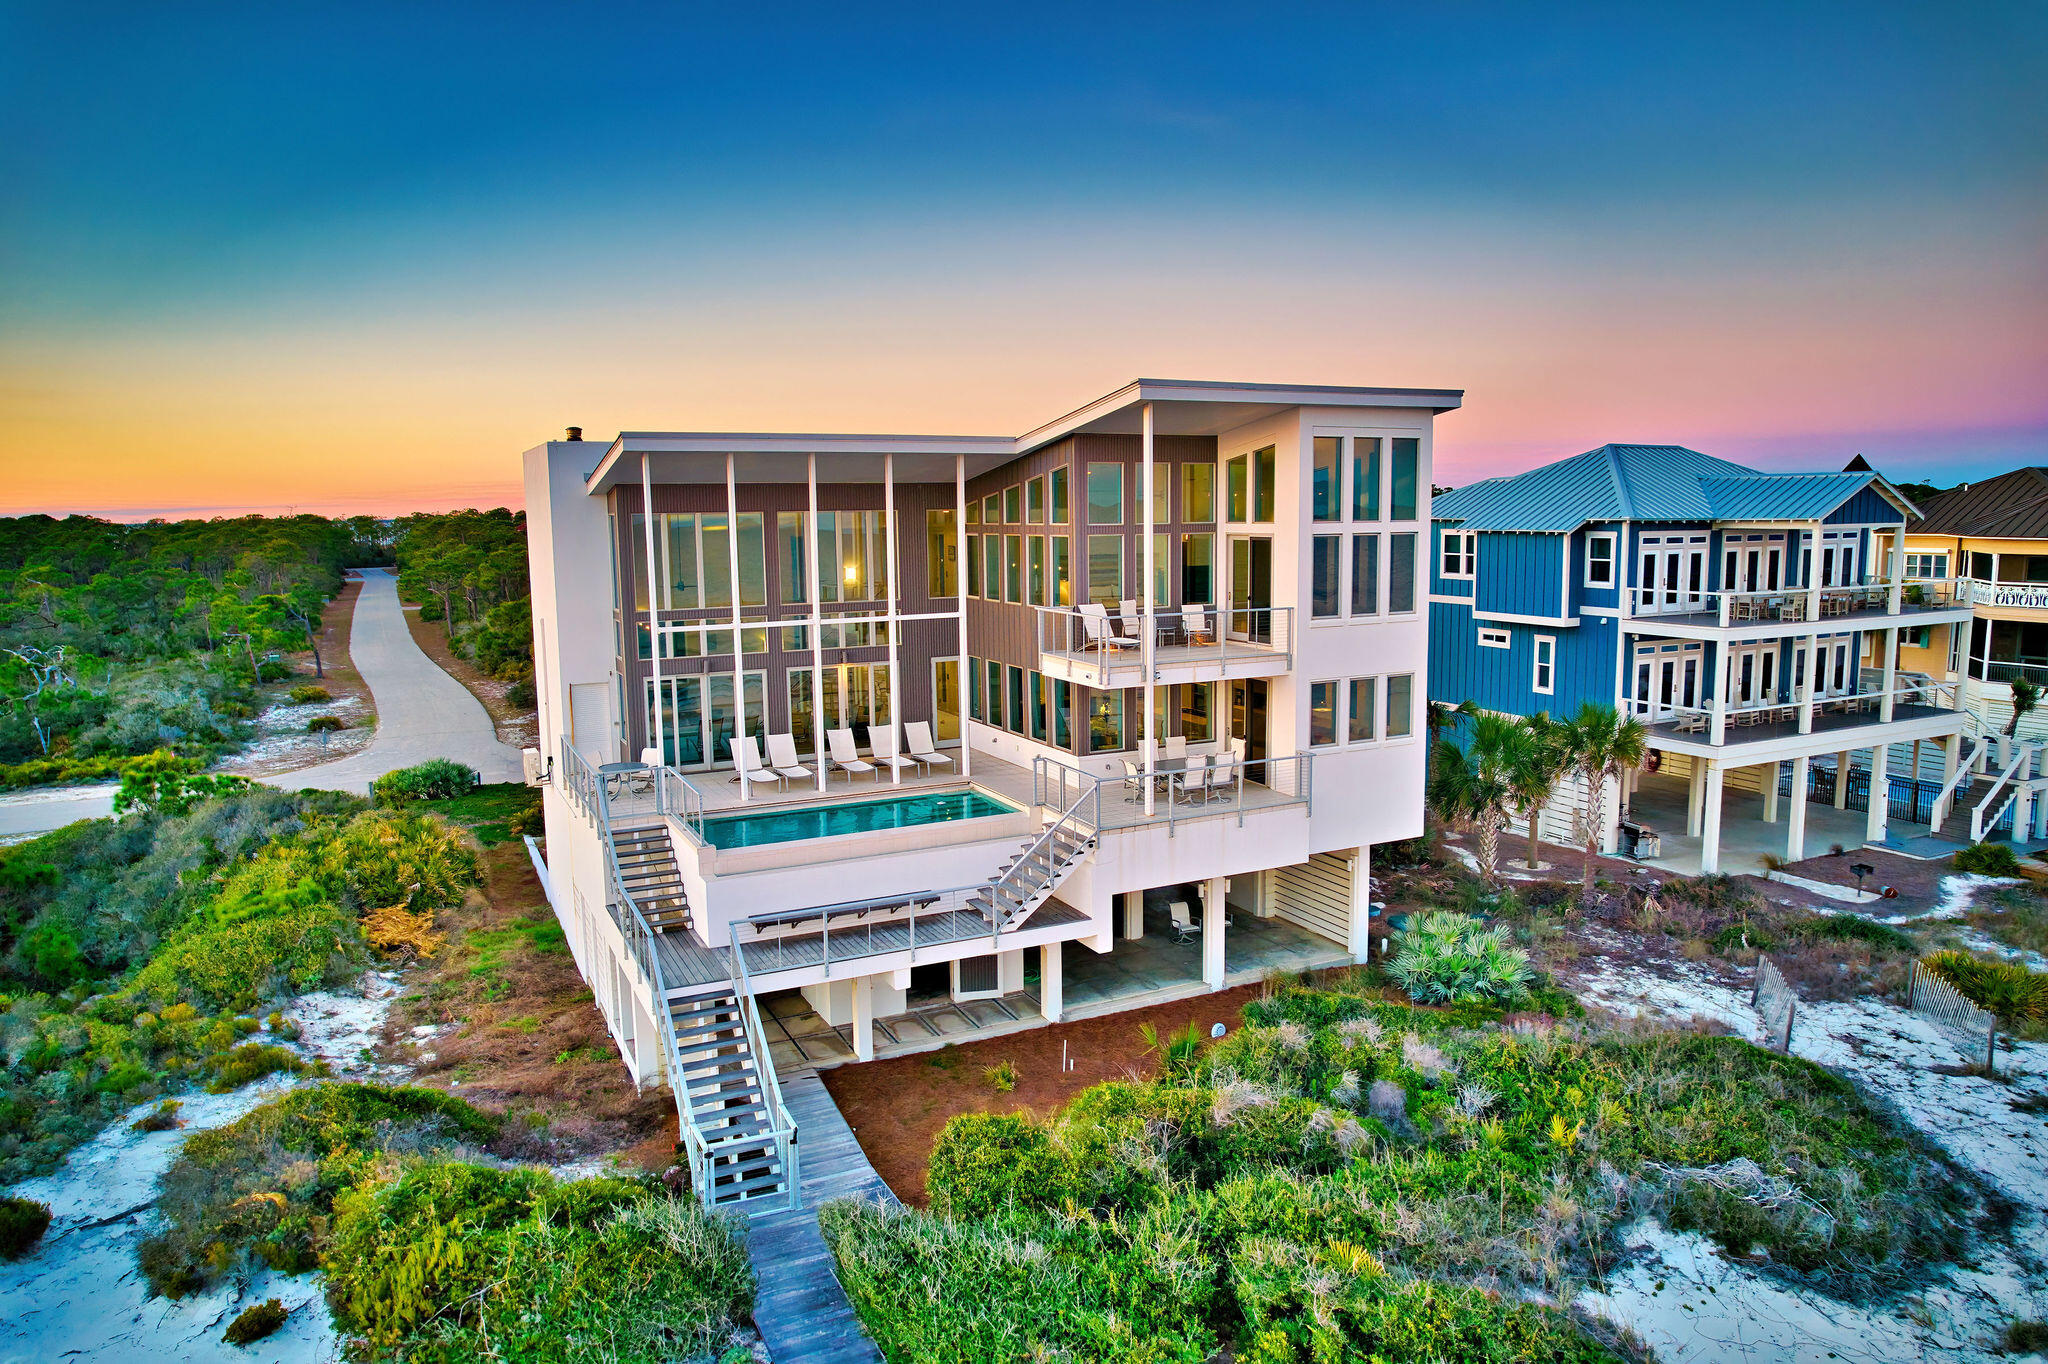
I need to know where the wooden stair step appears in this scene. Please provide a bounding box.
[707,1168,787,1201]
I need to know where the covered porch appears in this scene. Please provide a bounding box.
[1625,763,1879,876]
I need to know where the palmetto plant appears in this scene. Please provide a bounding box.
[1551,702,1648,903]
[1428,712,1536,886]
[1386,910,1533,1005]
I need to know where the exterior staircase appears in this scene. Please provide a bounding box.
[667,983,790,1208]
[612,825,693,933]
[969,806,1097,931]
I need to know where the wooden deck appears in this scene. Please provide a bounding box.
[744,1069,892,1364]
[734,900,1088,977]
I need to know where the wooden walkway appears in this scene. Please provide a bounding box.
[744,1069,892,1363]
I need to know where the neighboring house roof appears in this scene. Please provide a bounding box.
[1910,468,2048,540]
[1434,443,1914,533]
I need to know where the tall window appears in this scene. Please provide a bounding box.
[632,511,766,611]
[1181,532,1214,603]
[1312,437,1342,521]
[806,510,889,602]
[1152,533,1170,607]
[1351,437,1381,520]
[968,656,984,721]
[965,533,981,597]
[1348,678,1377,742]
[1026,476,1045,523]
[927,508,957,596]
[1028,671,1048,741]
[985,659,1004,729]
[1050,466,1070,523]
[1004,484,1022,524]
[1182,463,1214,523]
[1389,533,1417,613]
[1586,532,1615,587]
[1226,454,1249,521]
[1391,438,1419,520]
[1151,470,1168,526]
[1005,534,1023,602]
[1309,681,1338,746]
[778,512,808,603]
[1253,446,1276,521]
[1006,666,1026,736]
[1533,637,1556,695]
[1087,462,1125,525]
[1027,536,1046,606]
[1351,534,1379,615]
[982,493,1000,525]
[1440,530,1475,579]
[1087,534,1124,602]
[1386,673,1414,738]
[983,536,1001,602]
[1312,536,1342,618]
[1051,536,1072,607]
[1088,689,1124,753]
[1052,679,1073,748]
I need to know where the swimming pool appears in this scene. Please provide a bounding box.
[699,789,1021,849]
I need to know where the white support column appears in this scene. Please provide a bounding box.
[1710,644,1728,744]
[1834,750,1852,809]
[1798,631,1818,734]
[1888,521,1906,614]
[1763,763,1780,823]
[1787,755,1810,862]
[1941,734,1960,792]
[956,454,971,779]
[851,974,875,1062]
[1879,626,1900,722]
[1348,846,1373,963]
[1141,401,1157,817]
[1805,520,1824,622]
[808,454,826,791]
[640,453,665,763]
[1040,941,1064,1023]
[1701,761,1725,873]
[2013,786,2034,846]
[1122,890,1144,939]
[1202,875,1227,989]
[885,451,903,785]
[725,453,749,801]
[1687,760,1706,837]
[1866,742,1890,842]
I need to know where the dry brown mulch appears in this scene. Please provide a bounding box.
[402,606,538,749]
[385,835,678,1170]
[822,983,1280,1207]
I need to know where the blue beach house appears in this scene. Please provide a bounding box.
[1429,444,1974,872]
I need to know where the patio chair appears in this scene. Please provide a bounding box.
[1174,754,1210,805]
[730,736,785,792]
[826,728,877,783]
[1169,900,1200,943]
[1206,752,1237,802]
[1110,602,1143,649]
[869,725,920,779]
[1120,759,1149,804]
[765,732,813,785]
[1164,734,1188,760]
[904,720,952,772]
[1181,604,1214,646]
[1080,603,1137,652]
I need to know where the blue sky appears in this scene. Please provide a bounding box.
[2,1,2043,513]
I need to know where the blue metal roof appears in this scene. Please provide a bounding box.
[1434,444,1903,532]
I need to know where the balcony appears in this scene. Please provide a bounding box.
[1033,604,1293,688]
[1626,580,1969,636]
[1639,680,1965,757]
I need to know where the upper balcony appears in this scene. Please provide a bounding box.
[1626,579,1970,639]
[1033,604,1294,688]
[1638,677,1965,759]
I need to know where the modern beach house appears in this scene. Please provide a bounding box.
[522,378,1457,1208]
[1428,444,1982,875]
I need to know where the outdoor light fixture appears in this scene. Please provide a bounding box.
[1850,861,1875,894]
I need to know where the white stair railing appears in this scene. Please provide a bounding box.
[1929,735,1987,833]
[1970,741,2035,842]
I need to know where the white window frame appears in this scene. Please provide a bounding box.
[1478,627,1510,649]
[1905,552,1948,581]
[1440,529,1476,580]
[1585,531,1616,587]
[1533,635,1556,695]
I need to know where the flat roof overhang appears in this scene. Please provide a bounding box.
[581,377,1464,494]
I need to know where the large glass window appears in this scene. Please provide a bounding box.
[1351,437,1381,520]
[1087,534,1124,602]
[1006,665,1026,736]
[737,513,766,607]
[1179,682,1214,742]
[1050,465,1070,523]
[1389,532,1417,613]
[1309,681,1338,746]
[701,513,733,608]
[1004,484,1022,524]
[1181,532,1213,604]
[1226,454,1248,521]
[1348,678,1377,743]
[1391,438,1419,520]
[1352,534,1380,615]
[1051,536,1072,607]
[1087,462,1125,525]
[1027,536,1046,606]
[666,513,701,608]
[983,492,1001,524]
[1052,679,1072,749]
[778,512,808,604]
[1026,476,1045,524]
[985,659,1004,729]
[1182,462,1214,523]
[968,655,984,721]
[1028,670,1047,741]
[983,536,1001,601]
[1088,689,1125,753]
[934,658,960,740]
[1312,437,1341,521]
[1005,534,1023,603]
[1312,536,1341,618]
[1253,446,1276,522]
[965,533,981,597]
[1386,673,1414,738]
[1151,469,1168,525]
[927,508,957,596]
[1153,533,1170,607]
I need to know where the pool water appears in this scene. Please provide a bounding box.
[700,789,1021,849]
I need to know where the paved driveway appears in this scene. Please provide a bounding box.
[0,568,526,838]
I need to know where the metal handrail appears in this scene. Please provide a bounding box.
[985,784,1098,934]
[725,918,800,1210]
[1030,750,1313,837]
[559,739,600,819]
[656,765,708,844]
[1971,741,2035,842]
[1032,603,1294,686]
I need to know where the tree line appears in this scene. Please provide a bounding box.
[0,514,380,774]
[392,509,534,702]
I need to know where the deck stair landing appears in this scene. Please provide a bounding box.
[612,824,693,934]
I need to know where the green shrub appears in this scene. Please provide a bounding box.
[255,660,291,683]
[1920,951,2048,1025]
[1954,842,2023,877]
[927,1111,1076,1218]
[223,1299,288,1346]
[373,758,475,804]
[129,904,359,1010]
[306,715,346,733]
[1787,914,1916,954]
[286,685,331,705]
[1386,911,1532,1005]
[131,1099,182,1132]
[0,1195,52,1259]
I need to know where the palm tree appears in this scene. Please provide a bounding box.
[2005,676,2040,738]
[1514,713,1569,869]
[1552,702,1649,902]
[1423,698,1480,831]
[1429,713,1533,886]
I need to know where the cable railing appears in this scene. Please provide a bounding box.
[725,918,799,1210]
[1032,603,1294,684]
[656,765,708,844]
[1629,577,1964,626]
[1030,750,1313,836]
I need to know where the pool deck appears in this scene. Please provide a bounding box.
[698,788,1021,849]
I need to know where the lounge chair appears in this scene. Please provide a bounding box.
[870,725,919,779]
[730,736,784,791]
[826,728,876,783]
[1181,604,1214,646]
[905,721,952,772]
[1079,603,1137,652]
[765,732,813,786]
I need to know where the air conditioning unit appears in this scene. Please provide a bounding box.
[522,748,546,785]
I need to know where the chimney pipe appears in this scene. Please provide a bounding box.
[565,426,583,442]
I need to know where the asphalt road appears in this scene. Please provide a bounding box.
[0,568,526,839]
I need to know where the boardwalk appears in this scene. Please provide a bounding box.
[744,1070,892,1363]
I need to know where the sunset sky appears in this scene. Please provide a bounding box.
[3,2,2044,519]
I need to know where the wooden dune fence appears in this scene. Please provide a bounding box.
[1751,954,1795,1053]
[1908,959,2000,1073]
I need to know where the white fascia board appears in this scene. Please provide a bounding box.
[1469,608,1580,628]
